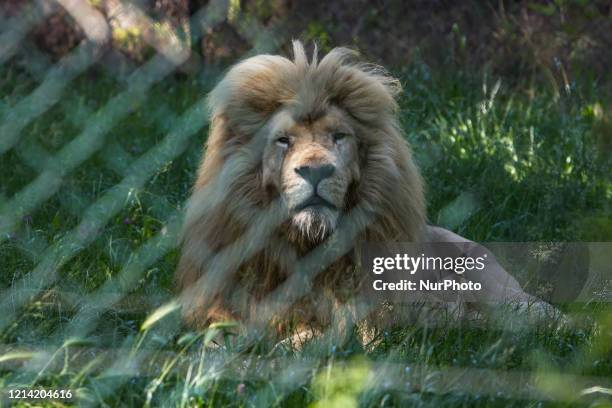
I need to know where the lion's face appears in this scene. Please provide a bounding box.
[262,106,360,242]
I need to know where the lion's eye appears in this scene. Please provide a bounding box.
[276,136,290,147]
[332,132,348,143]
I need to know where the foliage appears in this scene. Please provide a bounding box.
[0,55,610,406]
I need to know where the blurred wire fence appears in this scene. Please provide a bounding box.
[0,0,289,404]
[0,1,611,406]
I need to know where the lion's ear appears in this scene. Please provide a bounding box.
[207,55,297,137]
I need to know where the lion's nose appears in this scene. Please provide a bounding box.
[294,164,335,187]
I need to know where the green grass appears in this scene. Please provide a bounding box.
[0,60,610,407]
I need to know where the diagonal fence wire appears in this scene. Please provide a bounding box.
[0,1,291,339]
[1,2,607,407]
[4,46,293,406]
[0,41,107,155]
[0,0,57,66]
[0,0,109,155]
[4,338,611,405]
[0,96,209,332]
[0,7,354,398]
[0,0,300,397]
[0,0,222,341]
[0,0,227,243]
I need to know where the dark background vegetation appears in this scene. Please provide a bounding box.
[4,0,612,84]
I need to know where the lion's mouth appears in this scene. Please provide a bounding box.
[295,195,337,212]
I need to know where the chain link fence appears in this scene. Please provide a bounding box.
[1,1,611,406]
[0,1,292,404]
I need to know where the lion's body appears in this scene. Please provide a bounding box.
[175,42,556,333]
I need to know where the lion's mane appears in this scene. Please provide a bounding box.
[176,41,425,329]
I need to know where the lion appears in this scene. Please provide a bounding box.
[175,41,560,340]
